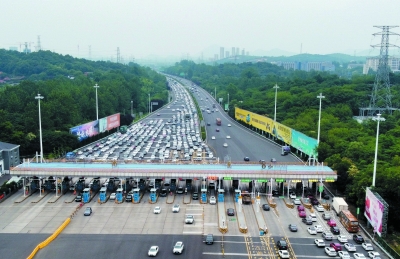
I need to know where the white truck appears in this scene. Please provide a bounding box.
[331,197,348,215]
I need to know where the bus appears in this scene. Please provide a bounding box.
[339,210,359,233]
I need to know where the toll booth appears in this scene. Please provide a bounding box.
[150,188,157,203]
[235,189,241,202]
[83,188,91,203]
[116,188,123,203]
[170,179,177,192]
[201,188,207,203]
[218,189,225,202]
[99,187,107,203]
[133,188,140,203]
[186,179,192,192]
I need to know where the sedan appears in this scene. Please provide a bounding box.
[148,246,159,257]
[307,227,317,235]
[353,234,365,244]
[315,205,325,212]
[84,207,92,216]
[226,135,231,139]
[299,211,307,218]
[109,193,116,200]
[154,206,161,214]
[344,243,357,252]
[325,247,337,257]
[323,232,334,241]
[314,225,324,233]
[211,136,215,140]
[223,143,228,147]
[278,250,290,258]
[293,199,301,205]
[244,157,250,161]
[354,254,367,259]
[314,239,326,247]
[337,235,348,243]
[172,204,180,213]
[289,193,296,199]
[185,215,194,224]
[227,124,231,127]
[288,224,298,232]
[327,219,337,227]
[331,226,340,235]
[368,251,381,258]
[227,208,235,216]
[262,204,270,211]
[330,242,342,251]
[362,243,374,251]
[338,251,351,259]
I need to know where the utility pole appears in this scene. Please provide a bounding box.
[117,47,120,63]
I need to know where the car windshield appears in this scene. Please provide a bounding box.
[174,244,182,248]
[149,247,157,252]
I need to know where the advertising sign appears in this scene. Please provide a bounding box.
[365,187,385,236]
[235,107,275,136]
[291,130,318,157]
[107,113,120,131]
[70,113,120,142]
[273,122,292,144]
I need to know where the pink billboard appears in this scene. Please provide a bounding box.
[364,187,385,236]
[107,113,120,131]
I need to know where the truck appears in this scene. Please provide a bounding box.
[216,118,221,126]
[331,197,348,215]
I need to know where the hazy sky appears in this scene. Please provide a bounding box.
[2,0,400,60]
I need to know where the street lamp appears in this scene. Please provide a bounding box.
[130,100,133,116]
[35,93,44,163]
[94,83,100,120]
[273,84,279,122]
[148,93,150,114]
[214,87,216,101]
[317,93,325,144]
[227,93,230,111]
[372,113,385,187]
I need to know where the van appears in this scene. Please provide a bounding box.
[322,213,331,220]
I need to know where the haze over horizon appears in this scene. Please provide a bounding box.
[2,0,400,61]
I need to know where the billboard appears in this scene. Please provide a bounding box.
[70,113,120,142]
[365,187,385,237]
[291,130,318,157]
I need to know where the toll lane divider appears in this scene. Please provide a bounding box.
[26,218,71,259]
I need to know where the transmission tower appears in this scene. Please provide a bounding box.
[366,26,399,116]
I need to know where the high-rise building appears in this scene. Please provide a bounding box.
[236,47,240,56]
[232,47,235,56]
[242,49,245,56]
[246,51,249,56]
[363,57,400,74]
[225,51,230,58]
[220,47,224,59]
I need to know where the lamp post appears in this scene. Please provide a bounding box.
[94,83,99,120]
[273,84,279,122]
[215,87,216,101]
[35,93,44,163]
[227,93,230,111]
[130,100,133,116]
[148,93,150,114]
[317,93,325,144]
[372,113,384,187]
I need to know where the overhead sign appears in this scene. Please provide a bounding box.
[240,179,251,182]
[223,177,233,180]
[275,178,285,182]
[257,179,268,182]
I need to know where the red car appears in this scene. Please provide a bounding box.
[329,242,342,251]
[297,205,305,211]
[298,211,306,218]
[327,219,337,227]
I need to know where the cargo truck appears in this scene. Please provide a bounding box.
[331,197,348,215]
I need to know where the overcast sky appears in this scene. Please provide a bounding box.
[2,0,400,61]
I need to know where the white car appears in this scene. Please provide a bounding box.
[148,246,159,257]
[209,196,216,204]
[325,247,337,256]
[354,253,367,259]
[278,250,290,258]
[293,199,301,205]
[223,143,228,147]
[227,124,231,127]
[172,204,180,213]
[315,205,325,212]
[362,243,374,251]
[314,239,325,247]
[344,242,357,252]
[368,251,381,258]
[337,235,348,243]
[289,193,296,199]
[338,251,351,259]
[154,206,161,214]
[307,227,317,235]
[309,213,317,221]
[226,135,231,139]
[173,241,184,254]
[185,215,194,224]
[211,136,215,140]
[314,225,324,233]
[109,193,116,200]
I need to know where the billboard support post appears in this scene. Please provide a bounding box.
[94,83,99,121]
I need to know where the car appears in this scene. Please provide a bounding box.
[288,224,298,232]
[322,213,332,220]
[75,195,82,202]
[314,239,326,247]
[216,128,220,132]
[185,215,194,224]
[211,136,215,140]
[272,190,279,196]
[205,234,214,245]
[314,225,324,233]
[278,250,290,258]
[148,246,159,257]
[262,204,270,211]
[353,234,365,244]
[223,143,228,147]
[277,240,287,250]
[227,124,231,127]
[362,243,374,251]
[327,219,337,227]
[298,211,306,218]
[338,251,351,259]
[84,207,92,216]
[315,205,325,212]
[309,213,317,222]
[337,235,348,243]
[330,242,342,251]
[297,205,305,211]
[307,226,317,235]
[206,122,211,126]
[125,194,132,202]
[109,193,116,200]
[159,189,167,197]
[322,232,334,240]
[176,186,184,194]
[302,217,313,225]
[325,247,337,257]
[172,204,180,213]
[227,208,235,216]
[344,242,357,252]
[271,158,277,162]
[289,193,296,199]
[368,251,381,258]
[192,192,199,200]
[226,135,231,139]
[293,199,301,205]
[244,157,250,161]
[154,206,161,214]
[354,253,367,259]
[209,196,216,204]
[173,241,184,254]
[331,226,340,235]
[157,113,160,116]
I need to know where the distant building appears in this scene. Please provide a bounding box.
[236,47,240,56]
[347,63,364,69]
[0,141,20,174]
[9,47,18,51]
[220,47,224,59]
[242,49,245,56]
[246,51,249,56]
[363,57,400,74]
[225,51,230,58]
[273,61,335,72]
[232,47,235,57]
